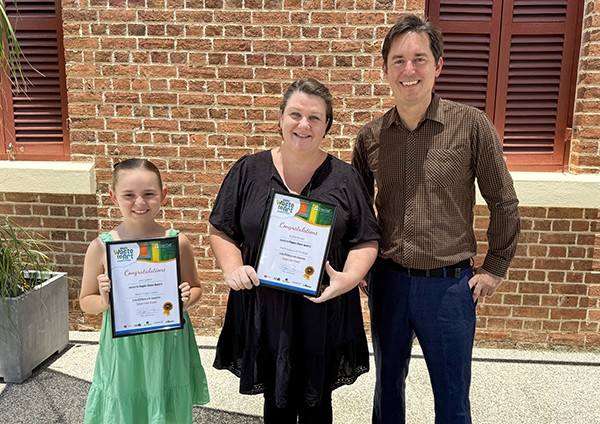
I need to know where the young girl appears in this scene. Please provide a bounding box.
[80,158,209,424]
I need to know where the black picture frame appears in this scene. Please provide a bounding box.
[255,190,338,297]
[106,236,184,338]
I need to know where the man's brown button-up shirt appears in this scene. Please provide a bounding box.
[352,94,520,277]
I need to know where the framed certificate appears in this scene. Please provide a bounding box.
[256,191,338,297]
[106,236,184,338]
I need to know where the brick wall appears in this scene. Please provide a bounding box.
[572,0,600,174]
[474,206,600,349]
[1,0,598,349]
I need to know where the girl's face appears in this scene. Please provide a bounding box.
[109,169,167,225]
[279,92,329,155]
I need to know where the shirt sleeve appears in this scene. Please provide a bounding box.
[351,126,376,202]
[473,111,521,277]
[344,165,381,246]
[208,156,249,246]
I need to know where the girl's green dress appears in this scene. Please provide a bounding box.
[84,230,209,424]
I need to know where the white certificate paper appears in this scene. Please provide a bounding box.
[256,191,337,296]
[106,236,183,338]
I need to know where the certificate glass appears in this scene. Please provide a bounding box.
[256,191,337,296]
[106,236,184,338]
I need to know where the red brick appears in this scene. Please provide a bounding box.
[477,305,511,316]
[533,220,552,231]
[549,333,585,346]
[585,334,600,348]
[551,284,587,295]
[523,320,543,331]
[588,310,600,322]
[519,207,547,218]
[550,308,587,320]
[476,330,510,341]
[513,307,549,319]
[539,233,577,245]
[542,320,560,331]
[547,208,584,219]
[535,259,573,270]
[519,282,550,294]
[522,295,540,306]
[511,331,547,343]
[291,40,330,53]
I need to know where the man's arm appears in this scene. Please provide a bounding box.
[470,111,521,300]
[352,128,378,295]
[351,129,376,203]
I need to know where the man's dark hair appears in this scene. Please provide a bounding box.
[381,14,444,65]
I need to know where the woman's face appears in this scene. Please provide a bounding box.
[279,92,329,155]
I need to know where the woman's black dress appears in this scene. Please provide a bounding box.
[209,150,380,408]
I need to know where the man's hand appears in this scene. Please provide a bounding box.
[358,278,369,296]
[468,267,503,302]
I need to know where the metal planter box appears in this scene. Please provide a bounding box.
[0,272,69,383]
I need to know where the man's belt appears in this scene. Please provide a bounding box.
[382,258,471,278]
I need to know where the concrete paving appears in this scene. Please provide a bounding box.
[1,331,599,423]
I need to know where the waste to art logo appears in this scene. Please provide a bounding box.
[113,246,135,262]
[276,198,295,215]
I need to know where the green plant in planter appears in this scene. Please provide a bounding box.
[0,216,67,384]
[0,216,56,301]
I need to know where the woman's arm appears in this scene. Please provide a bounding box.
[308,240,378,303]
[209,224,259,290]
[79,237,111,314]
[178,233,202,310]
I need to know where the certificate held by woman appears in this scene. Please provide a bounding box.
[256,190,337,297]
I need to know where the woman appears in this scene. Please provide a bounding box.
[209,78,380,423]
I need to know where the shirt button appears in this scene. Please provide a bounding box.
[407,185,413,191]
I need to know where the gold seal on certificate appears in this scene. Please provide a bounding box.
[106,236,184,338]
[256,191,337,297]
[304,266,315,280]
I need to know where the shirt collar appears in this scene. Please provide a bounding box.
[382,93,444,130]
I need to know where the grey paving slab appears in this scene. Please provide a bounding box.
[0,332,598,423]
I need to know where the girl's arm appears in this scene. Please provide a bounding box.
[209,224,259,290]
[308,240,378,303]
[79,237,111,314]
[178,233,202,310]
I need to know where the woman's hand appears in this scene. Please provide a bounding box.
[307,261,357,303]
[97,274,111,309]
[210,225,259,291]
[306,241,378,304]
[224,265,260,291]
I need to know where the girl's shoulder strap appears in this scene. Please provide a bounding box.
[98,232,113,243]
[168,228,180,237]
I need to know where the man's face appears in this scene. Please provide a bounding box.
[383,31,443,109]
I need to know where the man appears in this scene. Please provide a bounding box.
[352,14,520,424]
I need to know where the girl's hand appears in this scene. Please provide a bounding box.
[97,274,111,308]
[180,282,191,310]
[224,265,260,291]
